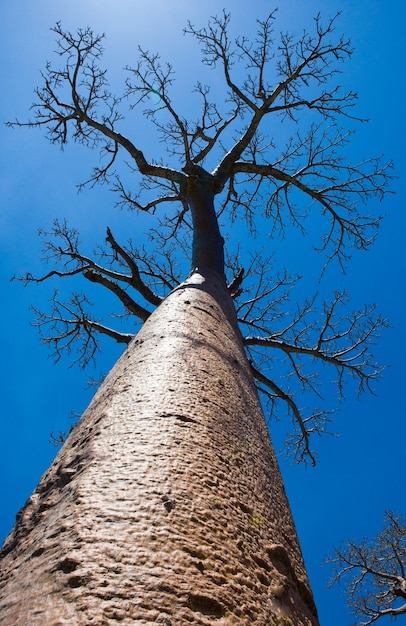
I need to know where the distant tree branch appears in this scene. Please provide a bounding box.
[328,511,406,625]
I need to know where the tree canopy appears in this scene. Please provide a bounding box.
[10,11,393,465]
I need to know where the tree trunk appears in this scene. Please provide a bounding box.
[184,165,225,276]
[0,269,319,625]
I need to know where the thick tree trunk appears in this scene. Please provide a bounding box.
[0,269,319,625]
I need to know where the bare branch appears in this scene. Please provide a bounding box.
[31,292,134,369]
[105,227,162,305]
[112,175,182,213]
[191,93,240,164]
[232,267,387,462]
[82,268,151,321]
[13,219,157,319]
[328,512,406,625]
[7,22,185,188]
[231,124,392,264]
[250,363,318,466]
[124,48,191,161]
[185,11,257,111]
[244,292,387,398]
[204,12,358,183]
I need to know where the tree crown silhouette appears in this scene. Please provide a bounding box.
[10,11,393,464]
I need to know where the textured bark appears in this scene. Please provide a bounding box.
[0,270,319,625]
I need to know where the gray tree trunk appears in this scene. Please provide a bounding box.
[0,269,319,625]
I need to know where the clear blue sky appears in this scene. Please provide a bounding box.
[0,1,404,624]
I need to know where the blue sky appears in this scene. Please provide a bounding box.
[0,1,404,624]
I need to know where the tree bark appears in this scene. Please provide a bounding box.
[184,165,225,275]
[0,269,319,625]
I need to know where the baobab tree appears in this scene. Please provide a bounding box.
[0,11,392,625]
[328,511,406,625]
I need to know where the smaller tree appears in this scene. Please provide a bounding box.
[328,511,406,625]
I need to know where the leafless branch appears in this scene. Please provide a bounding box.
[250,363,320,465]
[232,264,388,462]
[105,227,162,305]
[328,511,406,625]
[7,22,185,188]
[13,219,159,318]
[231,124,391,265]
[244,291,387,397]
[8,14,393,265]
[31,291,134,369]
